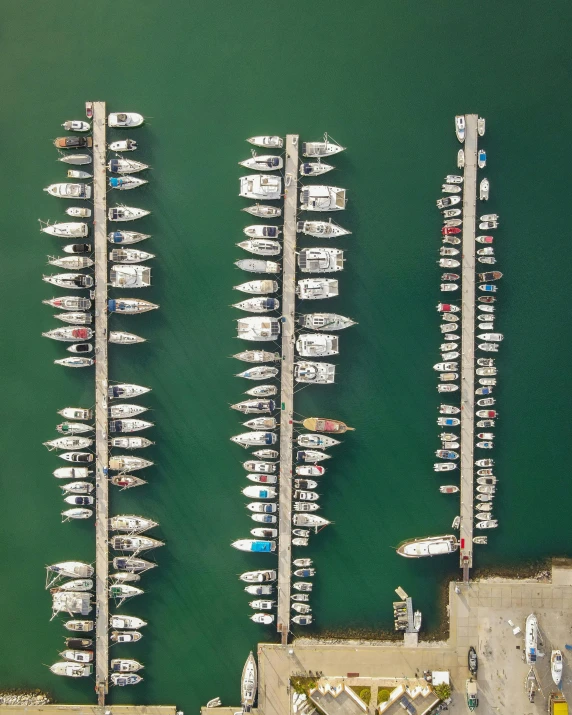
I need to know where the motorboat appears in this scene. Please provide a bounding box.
[442,184,461,194]
[475,459,495,468]
[247,474,278,485]
[302,136,345,157]
[109,139,138,152]
[455,116,465,142]
[108,206,150,222]
[441,283,459,292]
[109,419,154,433]
[442,352,459,360]
[434,463,457,472]
[479,179,489,200]
[240,174,282,200]
[235,259,280,274]
[244,460,277,473]
[243,416,277,430]
[44,183,91,200]
[476,485,496,495]
[108,159,149,175]
[300,185,346,211]
[67,169,92,179]
[234,350,280,363]
[233,297,280,313]
[481,216,499,224]
[64,637,93,649]
[110,437,153,449]
[240,569,277,583]
[476,502,493,511]
[476,235,493,244]
[59,154,92,166]
[64,620,93,632]
[110,265,152,288]
[440,343,458,352]
[292,604,312,617]
[246,385,277,397]
[110,535,163,552]
[58,650,94,665]
[109,515,158,533]
[248,597,275,608]
[292,530,310,539]
[476,441,493,449]
[438,258,460,268]
[442,226,461,236]
[476,520,498,529]
[108,230,151,244]
[236,366,279,380]
[294,479,318,490]
[476,420,495,429]
[296,334,338,358]
[48,255,93,270]
[111,630,143,643]
[231,539,276,553]
[240,153,283,172]
[296,278,338,299]
[443,236,461,245]
[251,613,274,624]
[231,400,276,414]
[478,149,487,168]
[477,366,497,376]
[297,450,331,463]
[479,343,498,352]
[477,117,486,136]
[297,220,350,238]
[237,239,281,256]
[438,384,458,393]
[41,221,88,238]
[436,196,460,209]
[109,455,153,472]
[108,112,144,128]
[62,244,92,255]
[111,673,143,686]
[397,534,458,558]
[434,362,458,371]
[247,136,283,148]
[478,378,496,386]
[292,514,331,528]
[296,465,325,476]
[294,491,319,504]
[300,160,334,176]
[479,221,498,230]
[43,273,93,290]
[298,247,344,273]
[109,248,154,264]
[302,417,353,434]
[440,485,459,494]
[109,176,148,190]
[62,120,90,132]
[245,584,274,595]
[237,316,281,341]
[457,149,465,168]
[231,432,277,448]
[440,432,458,441]
[479,284,497,293]
[478,257,496,265]
[54,136,92,149]
[111,658,144,673]
[435,449,458,459]
[478,271,503,282]
[50,662,92,678]
[58,405,93,420]
[477,247,494,257]
[551,650,563,686]
[477,476,497,485]
[438,416,460,425]
[440,323,458,333]
[45,436,92,451]
[108,298,158,313]
[293,581,313,592]
[109,331,146,344]
[234,280,279,295]
[443,209,462,218]
[478,333,503,342]
[242,203,282,218]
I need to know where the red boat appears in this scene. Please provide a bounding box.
[441,272,460,281]
[442,226,461,235]
[480,411,496,418]
[437,303,455,313]
[476,235,494,244]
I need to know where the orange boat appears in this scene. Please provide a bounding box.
[302,417,354,434]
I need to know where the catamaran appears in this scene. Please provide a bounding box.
[240,174,282,200]
[298,247,344,273]
[295,359,335,383]
[300,185,346,211]
[237,316,281,341]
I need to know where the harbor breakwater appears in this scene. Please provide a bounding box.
[0,690,52,706]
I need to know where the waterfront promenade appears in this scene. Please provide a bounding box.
[459,114,478,578]
[276,135,299,644]
[92,100,109,702]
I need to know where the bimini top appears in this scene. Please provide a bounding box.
[252,541,274,553]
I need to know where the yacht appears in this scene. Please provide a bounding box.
[296,278,338,300]
[300,185,346,211]
[62,120,90,132]
[231,432,277,448]
[62,243,92,255]
[292,514,331,528]
[297,434,339,450]
[110,535,164,552]
[59,153,91,166]
[436,196,460,209]
[245,584,274,595]
[299,313,355,331]
[478,117,486,136]
[294,361,335,384]
[108,206,150,222]
[236,315,280,341]
[242,204,282,218]
[478,149,487,168]
[109,176,148,190]
[43,273,93,290]
[108,298,158,313]
[434,463,457,472]
[242,416,277,430]
[551,650,563,686]
[300,160,334,176]
[233,297,280,313]
[109,331,146,344]
[109,159,147,174]
[298,247,344,273]
[247,136,283,148]
[240,174,282,200]
[244,460,277,472]
[440,284,459,292]
[246,385,277,397]
[455,115,466,142]
[457,149,465,168]
[480,179,489,200]
[438,258,460,268]
[233,350,280,363]
[50,662,92,678]
[109,139,137,151]
[297,450,331,463]
[239,154,283,171]
[243,225,282,238]
[54,136,92,149]
[48,256,93,270]
[442,184,461,194]
[241,651,258,711]
[109,515,158,533]
[45,183,91,200]
[302,417,353,433]
[56,422,92,435]
[239,569,276,583]
[397,534,458,558]
[302,136,345,157]
[108,403,148,418]
[231,399,275,414]
[109,455,153,472]
[297,220,350,238]
[296,334,338,357]
[45,436,92,451]
[251,613,274,624]
[234,280,279,295]
[108,230,151,244]
[109,248,154,263]
[443,208,461,218]
[479,221,498,230]
[237,239,281,256]
[110,437,153,449]
[235,259,280,274]
[108,112,144,128]
[231,539,276,553]
[43,327,93,342]
[67,170,92,179]
[110,630,143,643]
[109,419,154,433]
[236,366,279,380]
[111,673,143,686]
[41,221,88,238]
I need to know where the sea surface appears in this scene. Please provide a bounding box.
[1,0,572,710]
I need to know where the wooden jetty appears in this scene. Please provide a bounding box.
[276,135,299,644]
[459,114,478,579]
[92,100,109,703]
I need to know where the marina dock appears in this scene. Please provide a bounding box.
[459,114,478,579]
[276,135,299,644]
[92,100,109,702]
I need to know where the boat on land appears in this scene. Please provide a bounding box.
[302,417,353,434]
[397,534,458,558]
[296,278,338,300]
[242,204,282,218]
[240,174,282,200]
[297,434,340,449]
[247,136,283,148]
[109,139,137,152]
[440,485,459,494]
[45,183,91,200]
[109,331,146,344]
[237,239,281,256]
[242,651,258,711]
[50,662,92,678]
[297,220,350,238]
[63,119,90,132]
[436,196,460,209]
[302,136,345,157]
[231,432,277,448]
[301,160,334,176]
[300,185,346,211]
[108,230,150,245]
[59,153,92,166]
[236,366,279,380]
[478,150,487,168]
[41,221,88,238]
[108,206,150,222]
[232,400,275,415]
[108,298,158,314]
[466,679,478,712]
[551,650,563,686]
[54,136,92,150]
[235,259,280,274]
[239,153,283,171]
[480,178,489,200]
[108,112,144,128]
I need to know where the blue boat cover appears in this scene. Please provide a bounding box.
[259,490,268,498]
[302,163,312,175]
[266,227,278,237]
[110,177,120,187]
[270,157,280,166]
[110,159,119,172]
[108,299,117,312]
[251,541,272,552]
[264,433,273,444]
[110,232,123,243]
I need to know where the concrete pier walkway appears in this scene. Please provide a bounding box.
[459,114,478,577]
[276,135,299,644]
[92,100,109,703]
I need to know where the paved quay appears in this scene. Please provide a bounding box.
[0,708,176,715]
[459,113,478,578]
[92,100,110,703]
[276,135,299,645]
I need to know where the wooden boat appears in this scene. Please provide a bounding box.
[302,417,354,434]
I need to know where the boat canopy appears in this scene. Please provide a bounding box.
[252,541,273,552]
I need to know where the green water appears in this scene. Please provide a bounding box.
[1,0,572,709]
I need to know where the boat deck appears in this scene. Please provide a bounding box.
[92,100,109,702]
[276,135,299,644]
[459,114,478,574]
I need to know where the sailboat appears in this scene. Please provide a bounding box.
[525,614,538,664]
